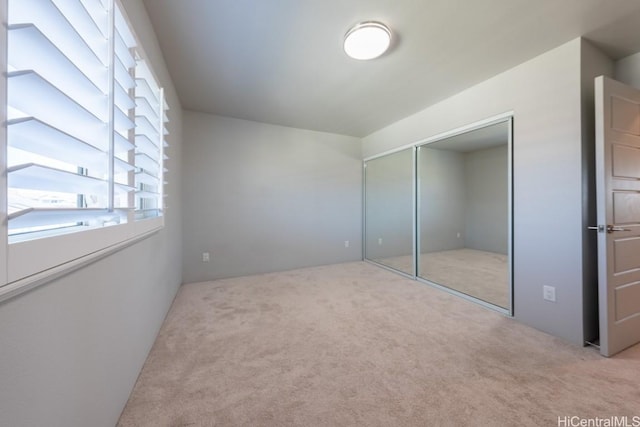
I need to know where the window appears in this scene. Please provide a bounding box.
[1,0,169,288]
[134,59,168,221]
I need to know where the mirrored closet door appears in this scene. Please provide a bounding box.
[363,117,512,314]
[364,148,414,276]
[417,120,511,311]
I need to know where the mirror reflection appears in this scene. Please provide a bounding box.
[364,148,414,276]
[418,121,510,309]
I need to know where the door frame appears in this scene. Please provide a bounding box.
[415,116,513,316]
[594,75,640,356]
[362,112,514,316]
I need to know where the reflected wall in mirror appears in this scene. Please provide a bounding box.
[417,120,511,309]
[364,148,414,276]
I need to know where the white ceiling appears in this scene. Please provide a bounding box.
[142,0,640,137]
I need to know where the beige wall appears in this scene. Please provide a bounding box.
[615,51,640,89]
[463,145,509,255]
[182,112,362,283]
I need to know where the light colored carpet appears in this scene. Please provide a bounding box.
[118,261,640,427]
[374,249,509,308]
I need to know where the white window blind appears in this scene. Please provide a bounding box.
[113,4,136,210]
[7,0,119,239]
[5,0,167,243]
[134,59,168,220]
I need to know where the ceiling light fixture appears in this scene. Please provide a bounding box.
[343,21,392,60]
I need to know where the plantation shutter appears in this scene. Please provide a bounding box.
[134,59,168,220]
[113,4,136,209]
[6,0,132,237]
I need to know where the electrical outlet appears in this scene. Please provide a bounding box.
[202,252,210,263]
[344,240,350,248]
[543,285,556,302]
[378,238,383,245]
[456,232,461,238]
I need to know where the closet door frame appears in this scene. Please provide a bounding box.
[362,112,514,316]
[415,115,513,316]
[362,146,417,280]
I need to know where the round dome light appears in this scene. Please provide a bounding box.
[343,21,392,60]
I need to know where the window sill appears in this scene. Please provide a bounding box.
[0,218,163,304]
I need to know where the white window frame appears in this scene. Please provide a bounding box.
[0,0,168,301]
[0,0,7,287]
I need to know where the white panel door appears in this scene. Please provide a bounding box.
[595,75,640,357]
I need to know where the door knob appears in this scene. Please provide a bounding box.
[607,225,631,233]
[587,225,631,233]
